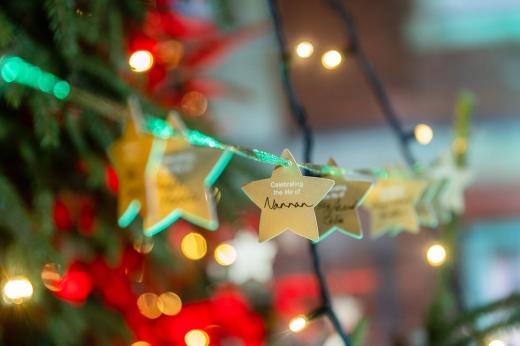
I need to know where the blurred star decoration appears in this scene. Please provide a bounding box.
[315,159,373,240]
[144,114,232,235]
[363,176,427,237]
[109,103,158,228]
[416,178,447,228]
[431,152,473,220]
[228,231,277,284]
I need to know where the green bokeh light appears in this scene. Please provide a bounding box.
[38,73,57,92]
[53,80,71,100]
[0,55,70,100]
[0,56,23,83]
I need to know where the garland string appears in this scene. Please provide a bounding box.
[0,54,390,178]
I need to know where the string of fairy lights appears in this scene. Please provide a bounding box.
[265,0,462,343]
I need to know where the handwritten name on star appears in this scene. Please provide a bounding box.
[263,197,313,210]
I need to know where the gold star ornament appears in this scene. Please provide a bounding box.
[241,149,335,242]
[362,177,427,237]
[144,114,232,236]
[315,159,373,241]
[109,116,157,228]
[416,178,447,228]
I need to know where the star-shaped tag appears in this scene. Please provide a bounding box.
[144,113,232,236]
[314,159,373,241]
[416,178,447,228]
[241,149,335,242]
[228,231,277,284]
[431,153,473,220]
[109,113,157,228]
[362,177,427,238]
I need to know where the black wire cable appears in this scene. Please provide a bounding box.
[325,0,416,167]
[267,0,352,345]
[326,0,465,326]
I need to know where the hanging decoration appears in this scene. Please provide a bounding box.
[228,231,277,284]
[108,105,158,228]
[362,176,427,238]
[315,159,373,240]
[144,114,232,236]
[416,178,447,228]
[242,150,335,242]
[2,55,473,244]
[430,152,473,222]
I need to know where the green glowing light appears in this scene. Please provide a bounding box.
[38,73,57,92]
[0,55,70,100]
[18,65,38,86]
[53,81,71,100]
[0,56,23,83]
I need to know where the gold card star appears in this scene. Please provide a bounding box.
[241,149,335,242]
[315,159,373,241]
[362,177,427,238]
[109,117,157,228]
[144,114,232,236]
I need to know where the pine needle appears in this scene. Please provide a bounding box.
[45,0,78,61]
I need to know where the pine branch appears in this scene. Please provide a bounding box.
[64,110,88,153]
[0,10,14,49]
[116,0,146,23]
[74,54,132,98]
[0,11,53,68]
[0,174,32,238]
[75,0,107,44]
[445,293,520,336]
[33,189,54,236]
[82,110,115,149]
[433,293,520,346]
[45,0,79,61]
[84,155,105,188]
[2,83,25,109]
[29,94,60,148]
[107,10,125,67]
[446,309,520,346]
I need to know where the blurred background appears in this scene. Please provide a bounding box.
[210,0,520,344]
[0,0,519,345]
